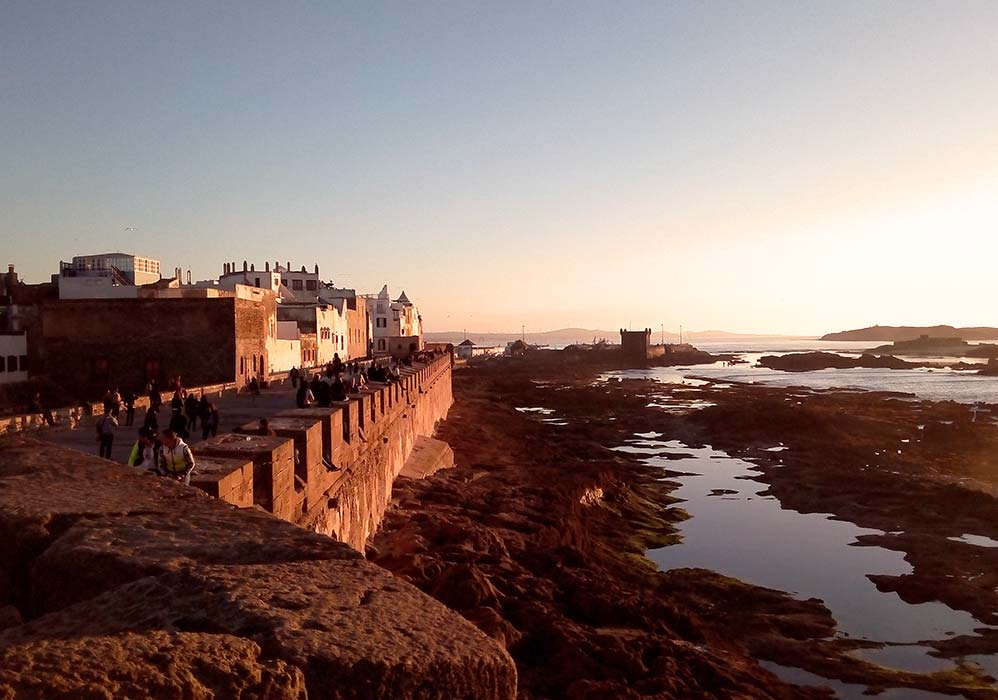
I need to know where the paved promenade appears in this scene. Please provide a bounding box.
[36,382,303,465]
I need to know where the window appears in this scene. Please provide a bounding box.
[292,279,303,290]
[305,280,317,291]
[253,355,257,373]
[281,278,288,287]
[376,318,387,328]
[254,277,261,288]
[240,356,245,375]
[0,356,4,372]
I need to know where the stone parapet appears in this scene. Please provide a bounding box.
[0,434,516,699]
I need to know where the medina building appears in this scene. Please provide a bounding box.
[57,252,162,299]
[363,285,422,357]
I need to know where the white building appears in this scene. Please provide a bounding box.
[363,285,422,356]
[0,333,28,384]
[57,252,161,299]
[194,261,325,302]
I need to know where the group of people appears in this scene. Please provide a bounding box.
[291,355,404,409]
[125,426,197,484]
[139,382,220,442]
[94,376,215,478]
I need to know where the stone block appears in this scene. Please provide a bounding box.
[0,561,517,700]
[236,416,322,488]
[190,456,254,508]
[0,632,307,700]
[198,434,295,521]
[274,407,344,466]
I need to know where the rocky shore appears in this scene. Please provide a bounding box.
[372,351,998,699]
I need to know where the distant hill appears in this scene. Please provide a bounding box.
[425,327,802,346]
[821,325,998,342]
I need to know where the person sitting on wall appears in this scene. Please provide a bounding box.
[257,418,276,436]
[314,375,331,407]
[156,428,195,485]
[128,427,160,471]
[29,393,56,426]
[332,353,343,376]
[330,374,347,402]
[296,379,314,408]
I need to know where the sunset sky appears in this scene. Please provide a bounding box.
[4,1,998,335]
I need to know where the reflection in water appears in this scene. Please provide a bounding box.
[624,436,997,696]
[641,439,980,643]
[759,661,954,700]
[947,533,998,549]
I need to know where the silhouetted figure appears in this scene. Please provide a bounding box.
[202,403,219,440]
[96,408,117,460]
[123,390,136,426]
[184,392,199,432]
[330,375,346,402]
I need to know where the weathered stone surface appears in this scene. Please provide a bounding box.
[0,631,306,700]
[1,561,517,700]
[0,435,517,700]
[31,502,360,613]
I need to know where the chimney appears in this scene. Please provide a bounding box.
[243,260,248,272]
[250,263,255,272]
[314,263,318,274]
[187,270,192,284]
[265,261,270,272]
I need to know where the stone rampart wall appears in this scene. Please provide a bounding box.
[198,355,454,550]
[0,425,515,699]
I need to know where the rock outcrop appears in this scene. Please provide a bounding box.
[0,435,517,700]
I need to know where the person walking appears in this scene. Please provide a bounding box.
[123,390,136,426]
[96,408,117,460]
[184,392,199,432]
[198,394,210,432]
[290,366,299,389]
[149,381,162,413]
[201,403,219,440]
[143,406,159,432]
[157,428,196,485]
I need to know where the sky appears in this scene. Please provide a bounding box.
[3,1,998,335]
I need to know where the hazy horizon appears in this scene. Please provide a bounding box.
[5,2,998,335]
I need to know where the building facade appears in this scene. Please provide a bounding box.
[0,333,28,385]
[57,253,161,299]
[364,286,422,356]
